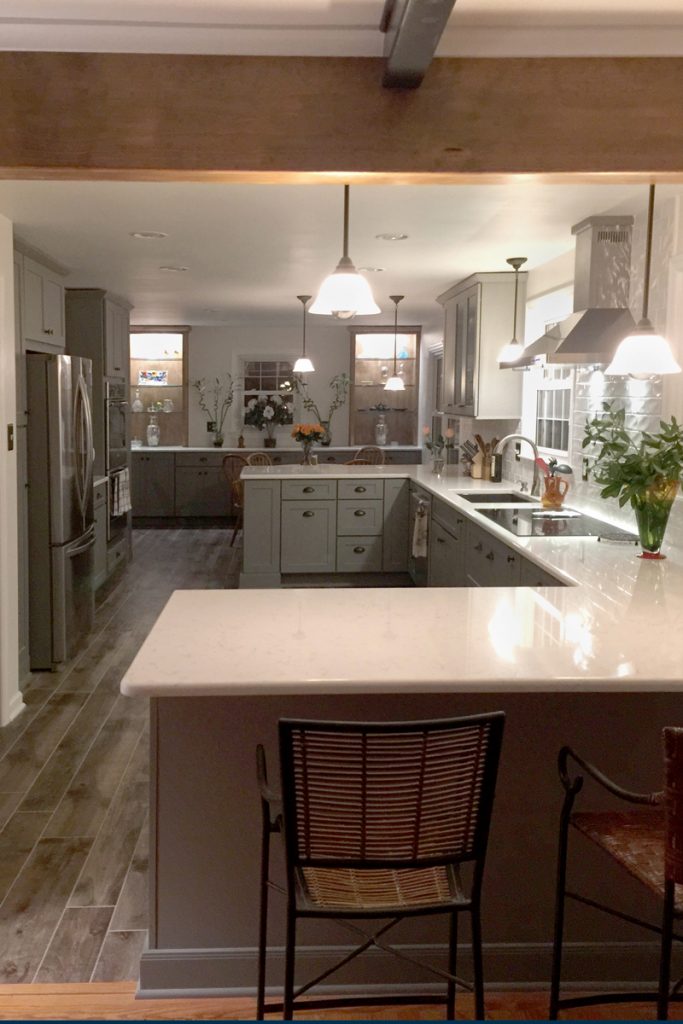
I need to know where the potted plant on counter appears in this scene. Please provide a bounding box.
[422,425,455,474]
[191,373,236,447]
[291,423,326,465]
[291,372,350,446]
[583,401,683,558]
[244,394,292,448]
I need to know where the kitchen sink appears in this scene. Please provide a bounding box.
[455,491,540,504]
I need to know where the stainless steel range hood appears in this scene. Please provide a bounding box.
[513,215,636,367]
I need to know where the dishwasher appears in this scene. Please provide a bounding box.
[408,486,431,586]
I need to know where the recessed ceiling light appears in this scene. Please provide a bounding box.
[358,267,386,273]
[375,233,409,242]
[159,265,189,273]
[130,231,168,240]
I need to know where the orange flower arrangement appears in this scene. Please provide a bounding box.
[291,423,326,444]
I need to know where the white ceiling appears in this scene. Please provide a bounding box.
[1,0,682,55]
[1,179,677,338]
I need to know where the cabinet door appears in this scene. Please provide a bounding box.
[429,520,463,587]
[463,287,479,414]
[383,478,409,571]
[22,257,65,349]
[174,467,227,516]
[243,480,281,576]
[105,300,129,377]
[93,501,108,589]
[281,499,336,573]
[465,521,521,587]
[131,453,175,516]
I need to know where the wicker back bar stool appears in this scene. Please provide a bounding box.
[550,727,683,1020]
[221,454,248,546]
[256,712,505,1020]
[353,445,385,464]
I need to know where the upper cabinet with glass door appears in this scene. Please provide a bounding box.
[348,326,420,446]
[437,272,525,420]
[129,329,188,447]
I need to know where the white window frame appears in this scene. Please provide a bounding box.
[533,365,574,458]
[241,356,295,424]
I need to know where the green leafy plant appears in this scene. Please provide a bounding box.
[291,373,350,438]
[583,401,683,508]
[191,374,236,439]
[422,425,455,456]
[244,394,292,439]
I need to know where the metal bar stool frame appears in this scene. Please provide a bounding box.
[256,712,505,1020]
[550,729,683,1020]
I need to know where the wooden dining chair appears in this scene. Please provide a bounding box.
[221,454,248,546]
[343,458,371,466]
[256,712,505,1021]
[247,452,274,466]
[550,727,683,1020]
[354,445,385,464]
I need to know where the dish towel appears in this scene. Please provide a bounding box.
[111,468,132,516]
[412,508,428,559]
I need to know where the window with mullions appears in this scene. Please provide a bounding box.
[535,366,572,454]
[242,359,295,421]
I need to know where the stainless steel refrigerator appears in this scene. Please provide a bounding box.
[27,353,95,670]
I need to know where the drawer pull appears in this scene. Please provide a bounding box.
[354,509,366,517]
[302,510,315,518]
[303,486,315,493]
[43,328,54,336]
[436,537,445,544]
[507,555,516,564]
[353,546,366,554]
[474,542,483,552]
[486,551,495,561]
[354,485,367,493]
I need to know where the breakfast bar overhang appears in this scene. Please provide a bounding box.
[122,496,683,997]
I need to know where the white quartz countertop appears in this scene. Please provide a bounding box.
[122,467,683,698]
[131,445,421,453]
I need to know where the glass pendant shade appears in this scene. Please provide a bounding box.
[498,256,527,366]
[294,294,315,373]
[384,293,406,392]
[606,185,681,378]
[605,320,681,378]
[310,186,380,319]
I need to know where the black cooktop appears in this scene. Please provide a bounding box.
[479,507,639,542]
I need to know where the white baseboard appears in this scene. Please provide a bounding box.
[138,940,679,997]
[1,689,25,727]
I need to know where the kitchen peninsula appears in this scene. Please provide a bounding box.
[122,470,683,998]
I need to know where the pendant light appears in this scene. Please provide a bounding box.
[498,257,528,365]
[293,294,314,373]
[310,185,381,320]
[605,185,681,377]
[384,294,406,391]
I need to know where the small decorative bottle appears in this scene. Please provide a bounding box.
[375,414,388,446]
[131,388,144,413]
[146,415,160,447]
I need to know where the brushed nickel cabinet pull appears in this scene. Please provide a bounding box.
[436,537,445,544]
[303,486,315,493]
[354,509,366,517]
[507,555,516,564]
[303,510,315,517]
[353,546,366,553]
[474,542,483,552]
[43,328,54,335]
[354,485,366,493]
[486,551,495,561]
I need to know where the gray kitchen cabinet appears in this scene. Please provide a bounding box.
[337,498,384,536]
[437,271,525,419]
[131,452,175,516]
[337,535,383,572]
[281,499,337,573]
[519,556,565,588]
[429,498,466,587]
[241,479,281,586]
[174,467,227,516]
[104,298,130,377]
[93,479,108,589]
[21,254,66,351]
[465,519,521,587]
[383,478,409,572]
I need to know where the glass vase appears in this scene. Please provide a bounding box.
[320,420,332,446]
[301,441,314,465]
[632,478,679,558]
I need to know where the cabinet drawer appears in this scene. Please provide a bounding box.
[338,479,384,501]
[175,452,227,468]
[94,481,108,509]
[337,499,384,536]
[429,519,464,587]
[336,536,383,572]
[107,535,128,574]
[432,498,466,537]
[282,480,337,501]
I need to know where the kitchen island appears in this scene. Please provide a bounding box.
[122,470,683,998]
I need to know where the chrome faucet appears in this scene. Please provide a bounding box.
[492,434,542,497]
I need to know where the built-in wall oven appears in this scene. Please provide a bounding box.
[105,380,129,543]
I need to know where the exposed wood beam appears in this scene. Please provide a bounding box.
[0,55,682,181]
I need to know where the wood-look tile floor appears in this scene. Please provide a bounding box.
[0,526,240,986]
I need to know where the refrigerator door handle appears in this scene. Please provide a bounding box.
[66,525,96,557]
[73,372,94,525]
[82,374,95,501]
